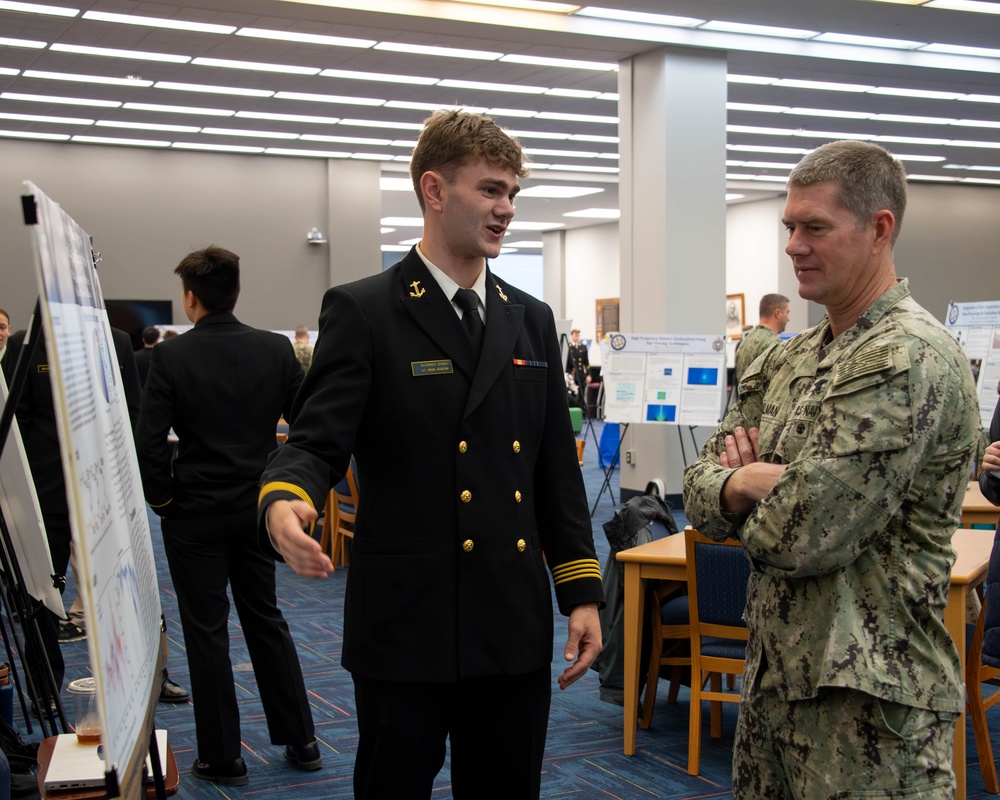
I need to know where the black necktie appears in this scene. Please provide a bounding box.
[454,288,484,353]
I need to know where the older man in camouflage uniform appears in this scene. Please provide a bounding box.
[683,140,980,799]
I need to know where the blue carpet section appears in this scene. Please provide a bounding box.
[16,419,1000,797]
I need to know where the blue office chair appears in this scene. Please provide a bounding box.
[684,526,750,776]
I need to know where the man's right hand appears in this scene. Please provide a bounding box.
[266,499,334,578]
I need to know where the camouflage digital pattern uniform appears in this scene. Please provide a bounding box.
[734,324,779,388]
[683,279,980,798]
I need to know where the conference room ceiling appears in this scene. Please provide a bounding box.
[2,0,999,254]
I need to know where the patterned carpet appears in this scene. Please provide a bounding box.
[17,419,1000,798]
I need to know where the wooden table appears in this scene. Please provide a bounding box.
[617,527,994,799]
[963,480,1000,528]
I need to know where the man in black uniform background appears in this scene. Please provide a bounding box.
[136,247,318,787]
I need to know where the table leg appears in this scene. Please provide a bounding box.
[623,562,644,756]
[945,583,967,800]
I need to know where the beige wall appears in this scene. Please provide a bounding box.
[1,139,380,332]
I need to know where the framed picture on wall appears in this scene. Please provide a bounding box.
[726,293,745,339]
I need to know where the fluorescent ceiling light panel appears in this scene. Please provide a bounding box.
[437,79,547,94]
[125,102,234,116]
[384,100,488,113]
[786,107,873,119]
[535,111,618,124]
[597,92,618,101]
[352,152,394,160]
[236,27,375,48]
[812,32,924,48]
[192,57,320,75]
[382,245,410,252]
[871,112,956,124]
[0,1,77,16]
[772,78,872,92]
[301,133,392,145]
[398,237,421,245]
[0,36,46,48]
[95,119,200,132]
[275,91,384,106]
[0,129,69,140]
[507,129,571,139]
[50,44,191,63]
[321,68,437,85]
[0,68,16,76]
[963,177,1000,185]
[523,147,600,158]
[504,240,543,247]
[486,107,537,118]
[869,86,964,99]
[545,88,602,98]
[726,194,745,201]
[499,53,616,70]
[0,110,92,124]
[908,174,962,181]
[955,119,1000,128]
[237,111,342,124]
[81,11,236,34]
[962,94,1000,103]
[265,147,351,158]
[2,92,121,108]
[925,0,1000,12]
[201,127,299,139]
[920,42,1000,57]
[26,70,153,87]
[449,0,580,11]
[156,81,273,97]
[381,217,424,226]
[873,134,951,144]
[518,185,603,198]
[545,163,618,173]
[569,133,619,143]
[172,142,265,153]
[895,153,947,161]
[574,7,703,26]
[741,161,797,169]
[727,74,776,85]
[72,134,169,146]
[728,102,790,113]
[727,144,808,154]
[374,42,502,60]
[699,20,818,38]
[380,227,396,233]
[340,118,424,130]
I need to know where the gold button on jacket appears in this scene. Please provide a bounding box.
[462,539,474,553]
[512,440,521,453]
[516,539,526,553]
[460,489,472,503]
[458,440,468,453]
[514,490,522,503]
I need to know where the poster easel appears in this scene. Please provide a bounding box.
[20,184,168,798]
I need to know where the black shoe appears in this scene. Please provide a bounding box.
[29,698,59,722]
[284,740,322,771]
[58,621,86,643]
[191,756,248,786]
[159,675,189,703]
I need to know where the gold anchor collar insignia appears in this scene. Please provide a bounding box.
[495,284,508,302]
[409,280,426,298]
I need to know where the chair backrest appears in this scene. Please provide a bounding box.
[685,526,750,641]
[333,458,359,521]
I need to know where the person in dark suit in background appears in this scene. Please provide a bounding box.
[133,325,160,388]
[260,109,604,800]
[135,246,318,787]
[0,309,13,377]
[565,328,590,414]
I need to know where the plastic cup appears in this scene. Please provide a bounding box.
[67,677,101,744]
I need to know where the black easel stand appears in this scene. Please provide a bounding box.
[0,300,69,738]
[591,420,628,518]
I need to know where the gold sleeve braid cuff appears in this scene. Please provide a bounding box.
[258,481,315,509]
[148,497,172,510]
[551,558,602,586]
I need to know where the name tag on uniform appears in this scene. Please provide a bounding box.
[411,359,454,377]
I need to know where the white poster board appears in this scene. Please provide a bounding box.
[24,182,162,798]
[599,333,728,426]
[0,374,63,616]
[944,300,1000,429]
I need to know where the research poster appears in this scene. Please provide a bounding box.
[0,376,63,616]
[945,300,1000,430]
[599,333,728,426]
[24,182,162,794]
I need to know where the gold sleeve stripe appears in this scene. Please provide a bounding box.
[148,498,172,509]
[551,558,602,585]
[258,481,315,509]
